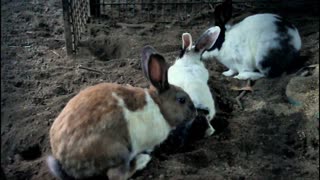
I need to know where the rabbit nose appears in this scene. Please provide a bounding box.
[189,103,196,111]
[196,108,209,116]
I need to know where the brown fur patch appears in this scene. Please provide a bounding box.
[113,84,147,111]
[49,83,148,178]
[148,85,196,127]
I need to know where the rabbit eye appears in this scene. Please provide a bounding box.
[177,97,186,104]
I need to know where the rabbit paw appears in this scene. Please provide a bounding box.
[142,148,153,154]
[204,124,215,137]
[222,69,236,77]
[135,154,151,171]
[234,72,264,80]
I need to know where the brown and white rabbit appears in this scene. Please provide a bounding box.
[47,45,196,180]
[202,0,302,80]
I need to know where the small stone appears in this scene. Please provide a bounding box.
[119,62,126,67]
[8,157,14,164]
[14,81,23,88]
[14,154,23,162]
[6,123,13,129]
[159,174,165,179]
[52,86,68,95]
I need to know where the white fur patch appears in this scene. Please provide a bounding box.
[112,91,171,155]
[135,154,151,170]
[288,28,302,50]
[168,53,216,121]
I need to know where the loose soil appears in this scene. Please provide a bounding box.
[1,0,319,180]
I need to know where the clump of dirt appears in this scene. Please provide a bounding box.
[79,34,130,61]
[1,0,319,180]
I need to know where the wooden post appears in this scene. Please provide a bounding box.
[62,0,74,56]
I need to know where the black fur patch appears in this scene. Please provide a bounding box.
[179,47,186,58]
[156,115,209,154]
[260,16,301,78]
[275,16,295,30]
[207,26,226,51]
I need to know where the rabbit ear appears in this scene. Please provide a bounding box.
[141,46,169,92]
[141,45,156,79]
[195,26,221,53]
[182,33,192,51]
[214,0,232,26]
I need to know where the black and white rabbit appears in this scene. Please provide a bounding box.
[168,27,221,137]
[202,0,302,80]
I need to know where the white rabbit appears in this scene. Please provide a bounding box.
[47,45,196,180]
[168,27,221,137]
[202,0,302,80]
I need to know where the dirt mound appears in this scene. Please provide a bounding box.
[79,34,130,61]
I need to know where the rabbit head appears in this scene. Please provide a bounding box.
[141,45,197,127]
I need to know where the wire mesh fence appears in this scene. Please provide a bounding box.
[90,0,220,23]
[62,0,319,55]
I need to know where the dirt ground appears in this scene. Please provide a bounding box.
[1,0,319,180]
